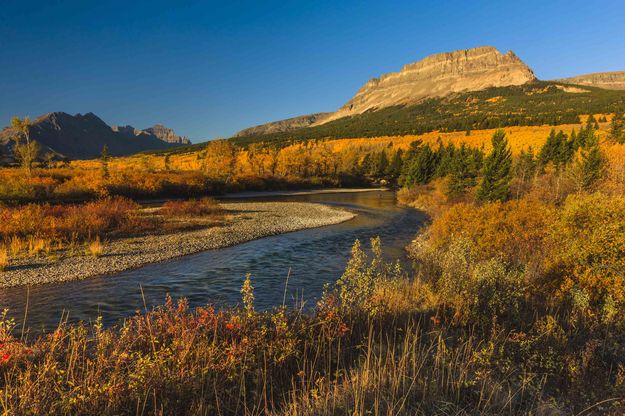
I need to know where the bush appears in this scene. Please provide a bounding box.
[0,197,145,244]
[161,197,224,218]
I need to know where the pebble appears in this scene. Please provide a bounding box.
[0,202,355,288]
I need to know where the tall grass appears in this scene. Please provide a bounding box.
[86,237,104,257]
[161,197,224,218]
[1,236,624,415]
[0,245,8,271]
[0,294,552,415]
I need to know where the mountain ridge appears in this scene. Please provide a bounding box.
[234,113,332,137]
[0,112,189,161]
[557,71,625,90]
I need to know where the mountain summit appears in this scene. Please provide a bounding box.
[318,46,536,124]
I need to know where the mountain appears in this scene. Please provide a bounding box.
[112,124,191,145]
[318,46,537,124]
[234,113,332,137]
[143,124,191,144]
[557,71,625,90]
[231,81,625,147]
[0,112,188,161]
[231,46,625,147]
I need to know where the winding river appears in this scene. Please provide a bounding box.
[0,190,426,332]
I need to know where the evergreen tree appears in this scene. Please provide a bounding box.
[477,130,512,202]
[100,144,110,180]
[164,154,171,171]
[570,129,578,148]
[385,149,404,180]
[446,144,478,198]
[434,142,456,178]
[375,151,389,178]
[610,112,625,143]
[400,140,437,186]
[360,153,373,177]
[578,137,605,191]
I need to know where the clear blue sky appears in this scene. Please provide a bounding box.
[1,0,624,141]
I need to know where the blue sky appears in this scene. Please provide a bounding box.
[1,0,624,141]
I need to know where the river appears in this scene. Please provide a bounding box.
[0,190,426,333]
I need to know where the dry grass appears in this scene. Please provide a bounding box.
[86,237,104,257]
[0,245,8,272]
[161,197,224,218]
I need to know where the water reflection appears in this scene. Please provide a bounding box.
[0,190,425,332]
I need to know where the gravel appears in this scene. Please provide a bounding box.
[0,202,355,288]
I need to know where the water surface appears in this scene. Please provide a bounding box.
[0,190,425,332]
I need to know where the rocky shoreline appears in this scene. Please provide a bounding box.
[0,202,355,288]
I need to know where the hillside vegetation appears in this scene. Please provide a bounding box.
[232,82,625,146]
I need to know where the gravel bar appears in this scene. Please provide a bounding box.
[0,202,355,288]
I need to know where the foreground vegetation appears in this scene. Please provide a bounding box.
[2,189,625,414]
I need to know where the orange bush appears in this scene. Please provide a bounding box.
[428,199,556,264]
[0,197,145,243]
[161,197,224,217]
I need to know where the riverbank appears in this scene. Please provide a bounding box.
[219,187,389,199]
[0,201,355,288]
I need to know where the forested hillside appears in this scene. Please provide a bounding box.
[232,81,625,146]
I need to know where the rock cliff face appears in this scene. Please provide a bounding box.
[318,46,536,124]
[143,124,191,144]
[234,113,332,137]
[556,71,625,90]
[113,124,191,145]
[0,112,187,161]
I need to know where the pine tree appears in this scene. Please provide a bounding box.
[385,149,403,181]
[477,130,512,202]
[164,154,171,171]
[360,153,373,177]
[446,144,478,198]
[375,151,389,178]
[400,140,437,186]
[610,112,625,144]
[100,145,110,180]
[434,142,456,178]
[578,137,605,191]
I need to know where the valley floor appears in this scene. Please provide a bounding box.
[0,201,355,288]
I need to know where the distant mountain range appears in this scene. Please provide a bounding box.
[233,46,625,141]
[0,112,190,161]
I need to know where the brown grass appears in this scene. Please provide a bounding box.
[0,245,8,272]
[86,237,104,257]
[161,197,224,218]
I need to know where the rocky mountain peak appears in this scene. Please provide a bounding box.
[143,124,191,144]
[318,46,536,124]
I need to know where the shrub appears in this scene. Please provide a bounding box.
[161,197,224,218]
[0,197,145,244]
[428,199,555,265]
[549,193,625,309]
